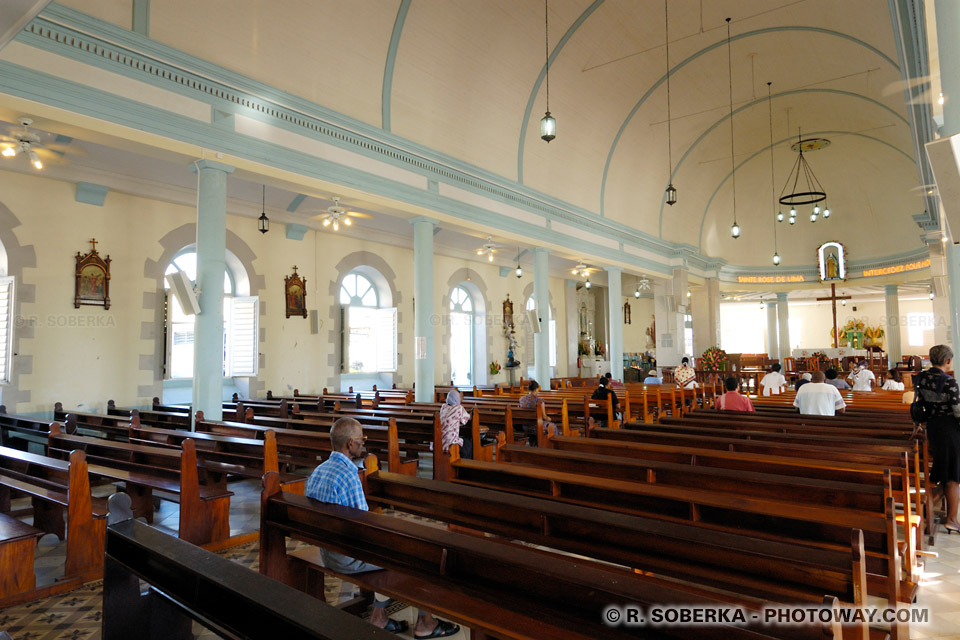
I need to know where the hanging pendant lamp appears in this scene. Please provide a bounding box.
[663,0,677,206]
[767,82,778,265]
[540,0,556,142]
[258,185,269,234]
[725,18,739,239]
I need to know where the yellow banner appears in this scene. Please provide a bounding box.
[736,275,806,284]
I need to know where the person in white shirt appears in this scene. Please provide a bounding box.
[794,371,846,416]
[881,369,904,391]
[759,363,787,396]
[847,360,876,391]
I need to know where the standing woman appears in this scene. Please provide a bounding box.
[916,345,960,533]
[439,390,473,460]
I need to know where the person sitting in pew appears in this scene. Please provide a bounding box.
[591,376,621,423]
[794,372,812,391]
[793,371,846,416]
[824,367,850,390]
[519,380,559,444]
[716,376,755,412]
[882,369,905,391]
[847,360,876,391]
[674,357,697,389]
[305,417,460,638]
[758,363,786,396]
[440,390,472,460]
[643,369,662,384]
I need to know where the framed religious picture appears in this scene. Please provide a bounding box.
[817,241,847,282]
[502,294,515,333]
[74,238,111,309]
[284,266,307,318]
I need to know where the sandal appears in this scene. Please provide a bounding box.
[414,619,461,638]
[383,619,409,633]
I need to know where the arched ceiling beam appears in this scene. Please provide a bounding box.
[381,0,412,132]
[516,0,605,183]
[657,88,909,237]
[599,26,900,217]
[695,129,914,252]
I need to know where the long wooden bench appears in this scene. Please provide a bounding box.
[46,425,231,546]
[260,471,845,640]
[0,512,43,601]
[0,446,106,590]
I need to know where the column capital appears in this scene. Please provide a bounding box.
[604,266,623,273]
[884,284,899,296]
[533,247,551,255]
[190,159,235,174]
[766,301,778,308]
[776,291,789,302]
[408,216,438,227]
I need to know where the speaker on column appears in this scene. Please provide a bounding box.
[933,275,948,298]
[528,308,541,333]
[165,271,200,315]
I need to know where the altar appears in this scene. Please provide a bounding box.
[792,348,869,360]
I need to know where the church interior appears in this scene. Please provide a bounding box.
[1,0,960,638]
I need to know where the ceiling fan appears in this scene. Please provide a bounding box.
[312,197,372,231]
[476,236,503,262]
[0,117,72,170]
[570,261,599,279]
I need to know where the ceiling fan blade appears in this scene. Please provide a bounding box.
[345,211,373,219]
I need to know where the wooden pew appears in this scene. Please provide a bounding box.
[46,425,231,546]
[0,512,43,601]
[260,471,844,640]
[102,494,395,640]
[0,447,106,590]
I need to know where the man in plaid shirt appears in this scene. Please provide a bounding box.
[305,417,459,638]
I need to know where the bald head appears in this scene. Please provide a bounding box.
[330,417,363,453]
[811,371,826,383]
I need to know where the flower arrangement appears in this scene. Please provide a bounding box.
[489,360,501,375]
[700,346,728,371]
[810,351,830,366]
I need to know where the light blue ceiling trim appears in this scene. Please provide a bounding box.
[600,26,900,217]
[75,181,108,206]
[286,194,307,212]
[132,0,149,36]
[284,223,308,241]
[381,0,410,132]
[516,0,604,183]
[657,88,909,237]
[0,59,677,278]
[696,129,915,252]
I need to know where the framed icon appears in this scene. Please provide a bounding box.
[284,266,307,318]
[75,238,111,309]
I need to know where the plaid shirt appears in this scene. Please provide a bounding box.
[304,451,368,510]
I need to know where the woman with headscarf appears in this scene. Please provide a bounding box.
[439,390,472,459]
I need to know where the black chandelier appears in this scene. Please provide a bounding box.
[778,129,830,224]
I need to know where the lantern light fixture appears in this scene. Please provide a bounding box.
[663,0,677,206]
[258,185,269,234]
[539,0,556,142]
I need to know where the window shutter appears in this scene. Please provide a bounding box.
[377,307,398,372]
[229,296,259,376]
[0,277,13,384]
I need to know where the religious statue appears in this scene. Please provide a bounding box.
[826,253,839,279]
[645,315,656,349]
[818,241,846,282]
[502,294,515,333]
[504,324,520,368]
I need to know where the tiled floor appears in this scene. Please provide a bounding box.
[4,473,960,639]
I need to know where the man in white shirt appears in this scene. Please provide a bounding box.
[759,363,787,396]
[847,360,876,391]
[794,371,846,416]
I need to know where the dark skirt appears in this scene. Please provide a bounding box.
[927,415,960,484]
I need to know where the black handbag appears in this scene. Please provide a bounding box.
[911,373,946,425]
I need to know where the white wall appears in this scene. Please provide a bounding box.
[0,169,568,414]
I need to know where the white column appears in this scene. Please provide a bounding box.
[766,302,779,359]
[777,292,791,356]
[884,284,902,368]
[691,277,721,356]
[412,218,436,402]
[606,267,623,381]
[654,268,688,366]
[533,248,551,386]
[190,159,233,426]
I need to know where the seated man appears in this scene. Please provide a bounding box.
[795,372,812,391]
[758,363,786,396]
[305,417,460,638]
[716,376,754,412]
[643,369,662,384]
[793,371,846,416]
[824,367,850,390]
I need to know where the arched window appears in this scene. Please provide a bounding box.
[449,286,475,385]
[340,270,396,374]
[163,249,258,379]
[526,296,557,368]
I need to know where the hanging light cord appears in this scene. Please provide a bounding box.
[726,18,737,225]
[664,0,673,177]
[261,184,265,210]
[544,0,550,113]
[767,82,777,253]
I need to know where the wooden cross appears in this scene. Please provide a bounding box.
[89,238,98,252]
[291,265,298,274]
[816,283,852,348]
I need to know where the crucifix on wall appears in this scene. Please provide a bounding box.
[816,283,851,348]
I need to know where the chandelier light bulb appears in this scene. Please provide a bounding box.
[823,207,830,218]
[516,265,522,278]
[634,287,640,298]
[585,279,591,289]
[730,221,740,239]
[809,211,817,223]
[813,205,820,214]
[790,206,796,217]
[333,220,339,231]
[343,217,352,226]
[28,149,41,169]
[777,211,784,222]
[788,216,796,225]
[322,218,331,227]
[1,146,14,157]
[930,291,936,299]
[773,252,781,265]
[488,253,493,262]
